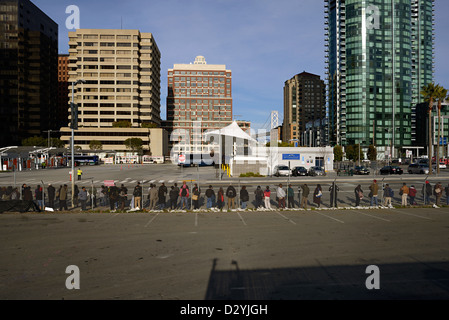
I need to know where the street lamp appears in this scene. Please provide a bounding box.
[71,79,85,208]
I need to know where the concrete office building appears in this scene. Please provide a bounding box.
[0,0,58,147]
[165,56,233,154]
[57,54,70,131]
[283,71,326,146]
[59,29,165,153]
[325,0,435,156]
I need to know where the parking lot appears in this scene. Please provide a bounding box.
[1,206,449,300]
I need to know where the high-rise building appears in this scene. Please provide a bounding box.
[165,56,233,153]
[0,0,58,147]
[283,72,326,146]
[59,29,166,153]
[57,54,70,130]
[325,0,435,155]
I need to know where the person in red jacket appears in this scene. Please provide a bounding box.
[179,181,190,210]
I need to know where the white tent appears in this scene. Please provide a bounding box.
[204,121,257,143]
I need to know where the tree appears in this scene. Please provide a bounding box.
[421,82,438,175]
[89,140,103,151]
[51,138,65,148]
[367,145,377,161]
[22,136,46,147]
[334,145,343,162]
[124,138,143,153]
[435,85,448,174]
[112,120,132,128]
[141,122,159,129]
[345,144,360,162]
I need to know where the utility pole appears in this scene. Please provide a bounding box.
[71,79,85,208]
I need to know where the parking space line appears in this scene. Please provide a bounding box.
[237,212,247,226]
[145,213,160,227]
[276,212,297,225]
[316,212,345,224]
[391,209,434,221]
[352,210,391,222]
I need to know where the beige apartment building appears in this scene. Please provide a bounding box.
[60,29,166,154]
[164,56,234,153]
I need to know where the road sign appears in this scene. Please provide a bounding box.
[179,154,186,163]
[104,180,115,187]
[439,137,447,146]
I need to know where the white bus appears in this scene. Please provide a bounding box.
[142,155,164,164]
[116,155,140,164]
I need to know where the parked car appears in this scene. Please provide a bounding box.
[408,164,429,175]
[354,166,370,175]
[292,166,308,177]
[380,166,403,175]
[273,165,292,177]
[308,166,326,176]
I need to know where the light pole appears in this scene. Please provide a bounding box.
[71,79,85,208]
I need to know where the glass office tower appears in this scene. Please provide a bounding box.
[325,0,434,156]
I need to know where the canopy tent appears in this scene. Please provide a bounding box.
[204,121,257,143]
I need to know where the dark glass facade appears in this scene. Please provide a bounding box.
[0,0,58,147]
[325,0,434,152]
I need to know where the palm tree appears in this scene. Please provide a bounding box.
[420,82,438,175]
[435,85,448,174]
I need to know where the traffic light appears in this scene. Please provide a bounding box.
[70,102,78,130]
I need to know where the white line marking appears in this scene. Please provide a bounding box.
[316,212,345,224]
[394,210,434,221]
[237,212,247,226]
[145,213,160,227]
[353,210,391,222]
[276,212,297,225]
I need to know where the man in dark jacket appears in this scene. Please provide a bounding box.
[108,184,119,211]
[329,182,340,208]
[423,181,432,205]
[158,183,168,210]
[301,184,310,209]
[47,184,56,209]
[169,186,179,210]
[205,185,216,209]
[226,184,237,210]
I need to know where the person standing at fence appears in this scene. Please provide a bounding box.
[287,185,295,209]
[158,183,168,210]
[173,183,180,209]
[226,184,237,210]
[179,181,190,210]
[217,187,224,210]
[355,185,364,207]
[264,186,272,210]
[206,185,216,209]
[240,186,249,209]
[169,186,178,210]
[409,185,417,205]
[369,180,379,207]
[78,187,88,211]
[277,184,286,209]
[301,184,310,209]
[119,184,128,211]
[149,184,159,211]
[329,182,339,208]
[192,184,201,210]
[400,183,409,206]
[423,181,432,205]
[133,182,143,209]
[35,185,43,211]
[108,184,119,211]
[383,184,393,208]
[255,186,264,209]
[313,184,322,208]
[47,184,55,209]
[59,185,68,211]
[434,182,443,206]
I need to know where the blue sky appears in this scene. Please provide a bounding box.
[33,0,449,131]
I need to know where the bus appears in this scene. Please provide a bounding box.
[142,155,164,164]
[116,155,140,164]
[177,154,216,167]
[67,155,100,166]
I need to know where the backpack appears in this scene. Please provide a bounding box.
[181,186,188,197]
